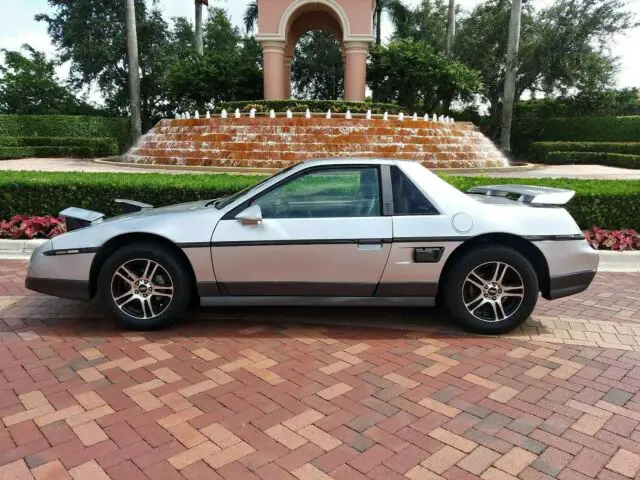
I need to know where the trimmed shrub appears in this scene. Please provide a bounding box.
[531,141,640,157]
[0,144,118,160]
[542,152,640,169]
[214,100,412,115]
[0,137,118,159]
[0,115,131,153]
[541,116,640,143]
[0,171,638,231]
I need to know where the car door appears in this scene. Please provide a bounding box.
[377,164,460,297]
[211,165,393,296]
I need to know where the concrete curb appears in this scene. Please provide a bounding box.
[0,239,46,256]
[1,239,639,272]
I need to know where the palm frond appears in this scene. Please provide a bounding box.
[244,1,259,34]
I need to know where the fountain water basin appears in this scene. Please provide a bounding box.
[123,116,509,170]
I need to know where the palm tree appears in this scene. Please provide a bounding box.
[125,0,142,142]
[500,0,523,154]
[244,1,258,34]
[195,0,207,55]
[445,0,455,56]
[374,0,409,45]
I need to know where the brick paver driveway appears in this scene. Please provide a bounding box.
[1,260,640,480]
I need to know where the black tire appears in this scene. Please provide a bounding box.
[97,242,193,330]
[443,246,539,334]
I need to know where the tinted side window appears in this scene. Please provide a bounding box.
[391,166,438,215]
[252,167,381,219]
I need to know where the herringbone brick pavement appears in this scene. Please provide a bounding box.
[1,260,640,479]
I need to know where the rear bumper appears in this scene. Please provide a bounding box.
[25,277,91,302]
[544,270,597,300]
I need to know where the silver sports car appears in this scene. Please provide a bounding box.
[26,159,598,333]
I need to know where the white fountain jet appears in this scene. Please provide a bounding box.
[424,113,429,121]
[412,113,418,121]
[326,109,332,119]
[305,109,311,119]
[194,111,200,119]
[206,110,211,119]
[235,108,241,118]
[221,109,228,119]
[366,110,372,120]
[383,112,389,121]
[185,112,191,119]
[439,115,445,122]
[398,112,404,121]
[270,109,276,118]
[345,110,352,119]
[249,108,256,118]
[174,112,180,119]
[432,113,437,121]
[286,109,293,119]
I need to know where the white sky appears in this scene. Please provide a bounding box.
[0,0,638,101]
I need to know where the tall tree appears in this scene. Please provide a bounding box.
[194,0,206,55]
[374,0,410,45]
[499,0,522,153]
[244,1,258,33]
[368,39,482,112]
[292,31,344,100]
[125,0,142,142]
[455,0,636,140]
[37,0,172,128]
[445,0,456,56]
[0,45,95,114]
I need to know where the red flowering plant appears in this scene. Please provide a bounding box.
[584,226,640,251]
[0,215,66,240]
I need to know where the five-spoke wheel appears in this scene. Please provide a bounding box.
[444,246,539,334]
[98,243,192,330]
[111,259,174,321]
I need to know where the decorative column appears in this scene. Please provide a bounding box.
[343,41,370,102]
[261,41,286,100]
[284,55,293,99]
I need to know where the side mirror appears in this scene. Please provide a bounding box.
[235,204,263,224]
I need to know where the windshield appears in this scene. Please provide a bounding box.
[213,163,301,209]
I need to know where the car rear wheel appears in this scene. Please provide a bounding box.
[443,246,539,334]
[97,242,192,330]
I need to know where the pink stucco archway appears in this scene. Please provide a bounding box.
[255,0,375,102]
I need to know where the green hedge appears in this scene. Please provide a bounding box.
[0,143,119,160]
[214,100,411,115]
[541,116,640,143]
[543,152,640,169]
[1,171,638,230]
[531,141,640,156]
[0,115,131,153]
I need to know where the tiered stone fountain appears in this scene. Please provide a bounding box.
[122,111,509,170]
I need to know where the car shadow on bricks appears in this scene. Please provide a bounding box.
[0,294,485,340]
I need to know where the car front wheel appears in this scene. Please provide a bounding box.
[443,246,539,334]
[97,242,192,330]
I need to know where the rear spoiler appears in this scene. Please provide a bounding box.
[467,184,576,206]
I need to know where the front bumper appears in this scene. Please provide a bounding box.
[545,270,597,300]
[25,277,91,302]
[25,239,95,302]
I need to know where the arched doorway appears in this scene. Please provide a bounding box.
[255,0,375,102]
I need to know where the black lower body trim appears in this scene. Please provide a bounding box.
[197,281,221,297]
[219,282,376,296]
[375,282,438,297]
[25,277,91,302]
[544,270,597,300]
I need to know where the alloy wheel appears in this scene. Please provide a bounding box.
[461,261,525,323]
[110,258,174,320]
